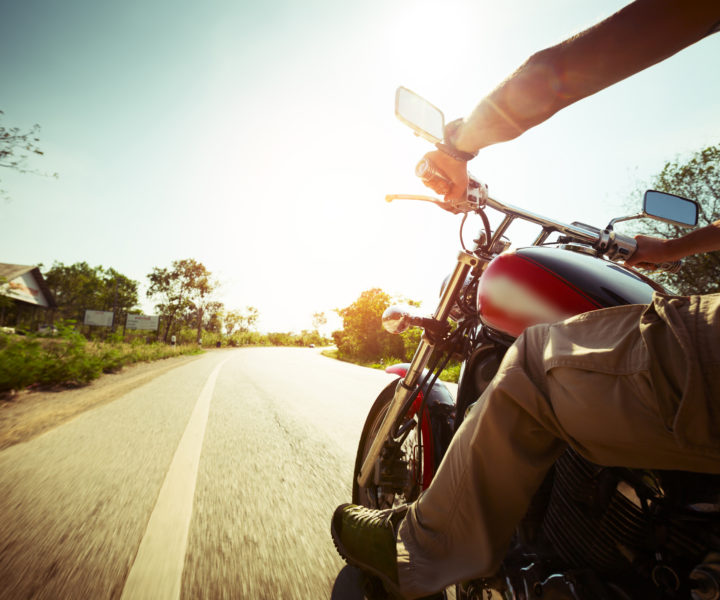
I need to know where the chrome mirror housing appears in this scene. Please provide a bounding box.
[643,190,698,228]
[607,190,699,231]
[382,305,416,334]
[394,87,445,144]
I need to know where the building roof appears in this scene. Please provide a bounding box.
[0,263,36,281]
[0,263,57,309]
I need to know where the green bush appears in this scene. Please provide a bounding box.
[358,354,460,383]
[0,317,336,394]
[223,330,329,348]
[37,327,103,385]
[97,344,127,373]
[439,362,461,383]
[0,323,202,394]
[0,332,42,391]
[201,330,223,347]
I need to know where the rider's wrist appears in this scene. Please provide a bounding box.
[452,123,481,154]
[435,142,477,162]
[436,118,478,162]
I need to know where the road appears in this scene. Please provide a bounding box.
[0,348,401,599]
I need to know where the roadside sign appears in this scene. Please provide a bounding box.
[126,314,159,331]
[84,310,114,327]
[2,271,49,307]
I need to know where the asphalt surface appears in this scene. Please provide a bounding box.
[0,348,399,599]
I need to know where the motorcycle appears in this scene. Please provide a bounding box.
[350,86,720,600]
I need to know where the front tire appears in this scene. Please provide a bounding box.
[352,379,432,509]
[351,380,448,599]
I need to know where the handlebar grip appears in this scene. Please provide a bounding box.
[415,159,451,195]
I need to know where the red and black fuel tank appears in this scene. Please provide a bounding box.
[476,246,665,338]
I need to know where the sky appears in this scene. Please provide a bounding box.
[1,0,719,333]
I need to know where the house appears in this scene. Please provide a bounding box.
[0,263,57,330]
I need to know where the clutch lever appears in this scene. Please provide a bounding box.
[385,194,446,207]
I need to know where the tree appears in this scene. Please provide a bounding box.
[203,301,225,334]
[44,262,139,324]
[146,258,216,342]
[193,281,220,345]
[245,306,259,330]
[312,311,327,331]
[102,267,141,331]
[333,288,405,362]
[0,110,57,201]
[224,306,259,335]
[628,144,720,294]
[223,309,244,336]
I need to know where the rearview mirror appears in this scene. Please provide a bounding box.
[643,190,698,228]
[395,87,445,144]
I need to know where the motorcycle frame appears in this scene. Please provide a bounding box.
[357,250,480,489]
[356,186,639,491]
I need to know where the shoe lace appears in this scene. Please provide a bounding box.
[353,506,397,531]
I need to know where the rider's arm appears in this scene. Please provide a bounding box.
[430,0,720,202]
[625,220,720,267]
[453,0,720,154]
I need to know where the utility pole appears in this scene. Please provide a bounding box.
[111,277,118,333]
[196,306,203,345]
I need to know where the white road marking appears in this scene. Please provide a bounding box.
[120,358,229,600]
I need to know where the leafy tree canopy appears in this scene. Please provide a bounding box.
[629,143,720,294]
[146,258,217,341]
[223,306,259,335]
[333,288,406,362]
[0,109,57,201]
[203,300,225,334]
[44,262,139,321]
[312,311,327,331]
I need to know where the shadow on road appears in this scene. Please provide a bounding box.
[330,565,370,599]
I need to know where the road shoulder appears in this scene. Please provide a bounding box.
[0,354,203,450]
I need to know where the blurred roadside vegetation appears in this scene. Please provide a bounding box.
[328,288,460,383]
[0,321,201,394]
[0,321,330,395]
[322,347,460,383]
[172,326,330,349]
[2,256,331,396]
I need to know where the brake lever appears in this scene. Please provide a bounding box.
[385,193,471,215]
[385,194,446,206]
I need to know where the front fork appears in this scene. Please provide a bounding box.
[356,251,481,490]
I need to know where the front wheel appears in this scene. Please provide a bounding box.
[352,379,434,509]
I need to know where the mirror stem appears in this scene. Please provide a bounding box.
[606,213,644,231]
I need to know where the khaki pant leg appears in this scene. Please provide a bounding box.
[397,323,566,598]
[543,304,720,472]
[396,303,719,599]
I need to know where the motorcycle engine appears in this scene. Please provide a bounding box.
[497,449,720,599]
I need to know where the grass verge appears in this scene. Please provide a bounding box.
[320,349,460,383]
[0,325,203,395]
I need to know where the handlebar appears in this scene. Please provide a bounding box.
[413,158,629,252]
[473,172,649,264]
[408,159,681,274]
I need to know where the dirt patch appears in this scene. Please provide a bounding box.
[0,354,202,450]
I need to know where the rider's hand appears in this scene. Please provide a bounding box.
[421,150,469,205]
[625,234,674,269]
